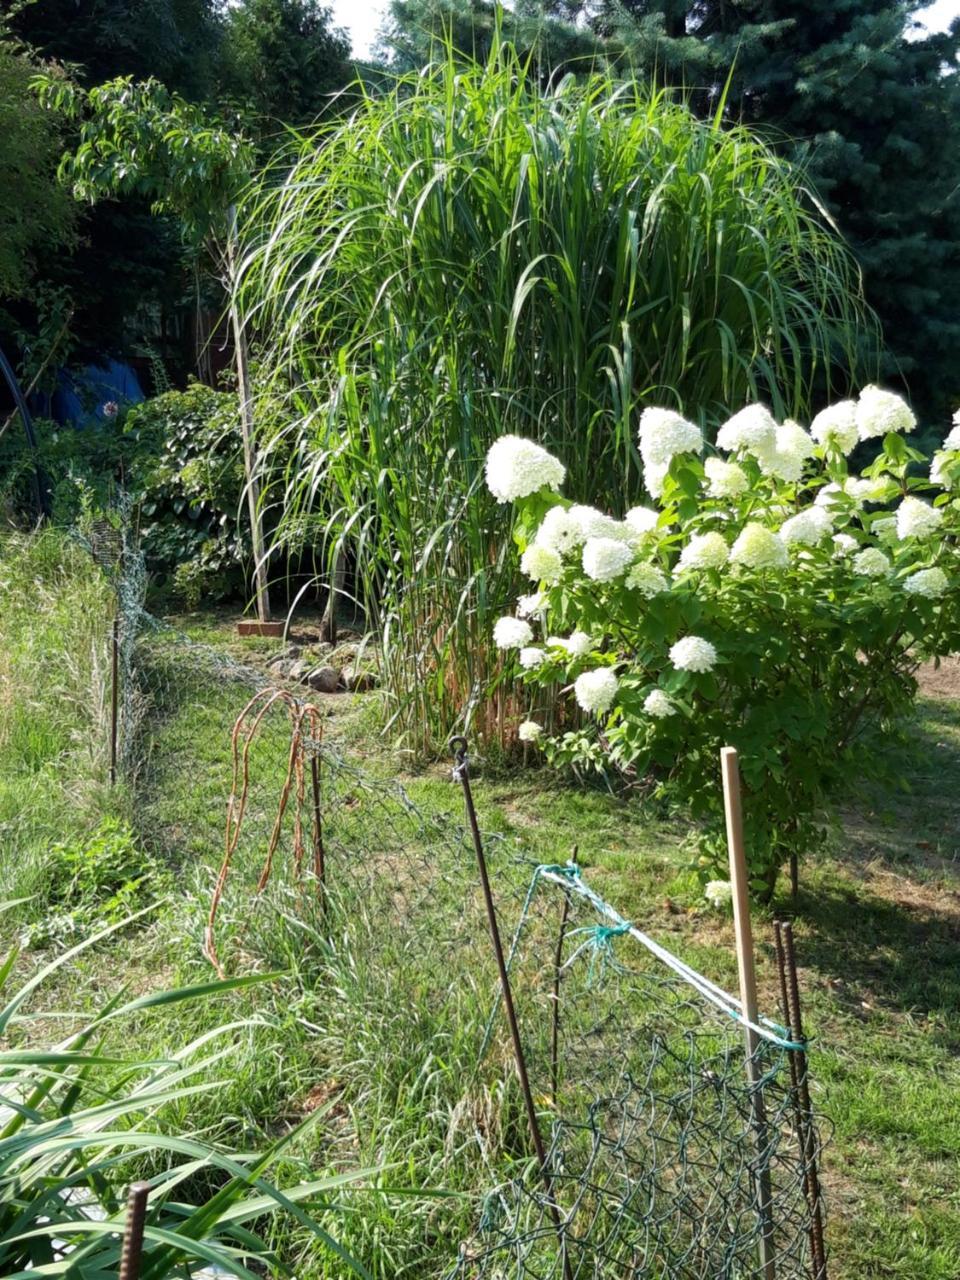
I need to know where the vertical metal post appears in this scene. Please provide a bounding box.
[118,1181,150,1280]
[780,922,828,1279]
[450,737,571,1280]
[110,613,120,785]
[310,751,325,893]
[721,746,777,1280]
[550,891,570,1107]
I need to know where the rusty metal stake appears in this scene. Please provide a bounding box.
[450,737,571,1280]
[310,751,326,896]
[778,922,828,1280]
[110,613,120,785]
[550,889,571,1107]
[118,1181,150,1280]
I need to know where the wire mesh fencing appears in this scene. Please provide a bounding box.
[96,528,829,1280]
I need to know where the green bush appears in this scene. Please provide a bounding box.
[239,39,873,752]
[0,416,128,524]
[124,382,249,605]
[487,390,960,895]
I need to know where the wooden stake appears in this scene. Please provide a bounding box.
[721,746,777,1280]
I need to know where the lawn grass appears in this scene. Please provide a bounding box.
[1,541,958,1279]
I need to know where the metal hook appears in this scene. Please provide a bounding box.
[449,735,469,778]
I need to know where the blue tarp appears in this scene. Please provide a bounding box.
[33,359,145,427]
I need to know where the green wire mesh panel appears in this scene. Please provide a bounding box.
[448,873,823,1278]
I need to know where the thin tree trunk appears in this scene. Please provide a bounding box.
[320,547,346,645]
[226,205,271,624]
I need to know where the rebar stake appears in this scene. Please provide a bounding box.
[780,921,828,1279]
[450,737,572,1280]
[118,1181,150,1280]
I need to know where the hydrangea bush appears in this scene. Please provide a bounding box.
[487,395,960,896]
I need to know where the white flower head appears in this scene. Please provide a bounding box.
[520,543,563,584]
[704,457,749,499]
[516,591,548,618]
[519,646,547,670]
[518,719,543,743]
[645,461,669,500]
[903,567,949,599]
[896,496,943,540]
[562,630,594,658]
[493,616,533,650]
[625,561,668,597]
[853,547,892,577]
[704,880,733,909]
[754,422,815,483]
[730,523,789,570]
[582,537,634,582]
[843,477,881,503]
[485,436,565,502]
[810,400,859,454]
[832,533,858,556]
[644,689,677,719]
[536,506,582,554]
[716,404,778,454]
[856,385,916,441]
[637,406,702,469]
[625,505,660,536]
[569,505,628,542]
[669,635,718,673]
[574,668,618,714]
[944,420,960,451]
[780,506,832,547]
[677,531,729,572]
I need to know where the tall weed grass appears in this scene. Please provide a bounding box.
[238,40,874,751]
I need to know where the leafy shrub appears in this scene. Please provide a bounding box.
[124,382,248,606]
[21,818,162,948]
[487,393,960,896]
[0,416,129,523]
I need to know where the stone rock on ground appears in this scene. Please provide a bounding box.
[341,665,378,692]
[305,665,340,694]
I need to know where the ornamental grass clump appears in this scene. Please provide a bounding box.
[237,37,870,752]
[489,391,960,896]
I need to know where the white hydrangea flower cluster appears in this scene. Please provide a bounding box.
[625,506,659,535]
[902,567,949,599]
[852,547,891,578]
[832,533,857,556]
[547,630,594,658]
[625,561,668,597]
[855,385,916,441]
[677,531,729,572]
[704,457,748,498]
[570,505,632,542]
[493,616,533,649]
[535,505,582,554]
[518,719,543,743]
[582,537,635,582]
[716,404,778,453]
[896,496,943,540]
[485,435,566,502]
[810,400,858,454]
[730,523,788,570]
[638,407,702,468]
[520,543,562,584]
[780,506,832,547]
[704,880,733,908]
[516,591,547,618]
[519,646,547,669]
[754,421,816,483]
[669,635,718,673]
[643,689,676,719]
[574,668,618,714]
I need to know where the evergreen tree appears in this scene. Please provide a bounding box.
[218,0,351,127]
